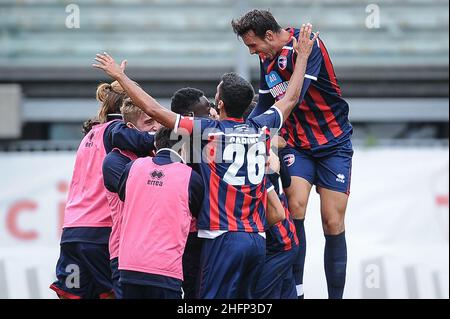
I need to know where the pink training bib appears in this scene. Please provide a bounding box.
[119,157,193,280]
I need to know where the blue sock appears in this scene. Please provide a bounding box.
[324,232,347,299]
[293,219,306,299]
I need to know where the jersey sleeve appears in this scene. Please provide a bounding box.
[249,105,284,136]
[174,115,219,136]
[188,170,205,218]
[174,115,194,135]
[304,37,322,80]
[249,60,276,119]
[297,36,323,103]
[102,150,133,193]
[117,160,135,202]
[105,121,156,156]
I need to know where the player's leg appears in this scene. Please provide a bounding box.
[317,188,349,299]
[284,177,314,220]
[146,287,182,299]
[318,188,349,235]
[197,233,241,299]
[110,257,122,299]
[254,252,285,299]
[316,139,353,299]
[254,244,298,299]
[122,282,183,299]
[120,274,183,299]
[238,233,266,299]
[122,283,146,299]
[198,232,265,299]
[280,257,298,299]
[49,243,93,299]
[182,231,203,299]
[78,243,115,299]
[284,177,311,299]
[281,148,315,299]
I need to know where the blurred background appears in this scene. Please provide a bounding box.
[0,0,448,299]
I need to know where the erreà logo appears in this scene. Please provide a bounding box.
[85,132,95,148]
[336,174,346,184]
[151,170,165,180]
[148,170,165,187]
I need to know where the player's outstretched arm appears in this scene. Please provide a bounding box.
[274,24,319,121]
[93,53,178,130]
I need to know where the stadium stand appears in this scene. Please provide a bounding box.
[0,0,448,68]
[0,0,448,149]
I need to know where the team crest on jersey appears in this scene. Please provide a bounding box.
[278,55,288,71]
[283,154,296,167]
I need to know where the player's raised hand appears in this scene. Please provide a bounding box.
[295,23,319,58]
[93,52,127,80]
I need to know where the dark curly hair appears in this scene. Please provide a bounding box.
[171,87,205,115]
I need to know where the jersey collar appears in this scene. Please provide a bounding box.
[156,148,185,164]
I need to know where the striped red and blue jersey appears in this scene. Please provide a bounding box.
[175,106,283,233]
[255,28,352,150]
[266,168,299,253]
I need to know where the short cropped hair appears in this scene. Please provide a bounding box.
[171,88,205,115]
[219,73,255,119]
[231,9,282,39]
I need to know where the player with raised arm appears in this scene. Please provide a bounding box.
[232,10,353,299]
[93,23,318,298]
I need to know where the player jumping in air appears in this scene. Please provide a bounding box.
[93,23,318,299]
[232,10,353,299]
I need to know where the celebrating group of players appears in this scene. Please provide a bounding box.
[50,10,353,300]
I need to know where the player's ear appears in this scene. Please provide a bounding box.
[126,122,135,129]
[219,100,227,115]
[265,30,274,41]
[217,100,224,113]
